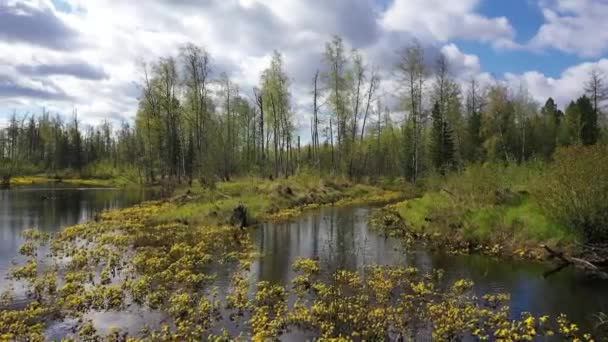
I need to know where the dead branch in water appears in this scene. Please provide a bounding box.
[541,244,608,279]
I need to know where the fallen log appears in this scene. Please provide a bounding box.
[541,244,608,279]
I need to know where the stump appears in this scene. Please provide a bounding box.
[230,204,248,229]
[0,175,10,189]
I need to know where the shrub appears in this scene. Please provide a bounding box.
[536,145,608,242]
[427,162,544,205]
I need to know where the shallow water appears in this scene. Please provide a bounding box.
[3,190,608,337]
[251,206,608,334]
[0,184,157,277]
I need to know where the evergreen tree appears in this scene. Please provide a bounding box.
[564,100,582,145]
[537,97,562,157]
[431,101,456,174]
[578,95,599,145]
[541,97,562,124]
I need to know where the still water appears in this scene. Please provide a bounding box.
[0,185,157,276]
[2,188,608,337]
[252,206,608,335]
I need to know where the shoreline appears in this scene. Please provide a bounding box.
[0,176,602,340]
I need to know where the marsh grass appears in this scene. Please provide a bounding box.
[8,176,135,187]
[154,174,402,225]
[382,162,577,257]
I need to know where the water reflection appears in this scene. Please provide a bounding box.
[0,185,156,276]
[252,207,406,285]
[252,206,608,333]
[4,192,608,337]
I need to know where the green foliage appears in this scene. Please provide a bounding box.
[578,96,600,146]
[430,101,456,174]
[2,39,607,185]
[80,160,140,181]
[537,145,608,242]
[563,96,600,146]
[384,162,574,254]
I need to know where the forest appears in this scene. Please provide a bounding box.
[4,35,608,340]
[1,36,606,186]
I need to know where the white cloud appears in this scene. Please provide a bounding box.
[528,0,608,57]
[438,43,496,96]
[0,0,603,134]
[505,59,608,108]
[382,0,515,46]
[441,44,481,76]
[0,0,385,129]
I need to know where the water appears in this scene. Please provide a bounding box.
[3,189,608,337]
[0,184,157,277]
[251,206,608,334]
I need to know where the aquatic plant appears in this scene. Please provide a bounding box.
[1,179,597,341]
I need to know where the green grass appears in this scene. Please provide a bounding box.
[392,192,451,233]
[154,192,274,225]
[387,163,579,256]
[153,174,401,226]
[464,206,500,242]
[8,176,135,187]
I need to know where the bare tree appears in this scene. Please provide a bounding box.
[396,40,427,182]
[585,68,608,123]
[323,35,348,170]
[180,43,211,181]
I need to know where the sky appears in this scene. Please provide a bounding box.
[1,0,608,131]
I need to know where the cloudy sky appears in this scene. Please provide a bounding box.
[1,0,608,130]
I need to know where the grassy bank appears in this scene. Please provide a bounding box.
[154,174,404,226]
[7,175,136,187]
[372,162,579,259]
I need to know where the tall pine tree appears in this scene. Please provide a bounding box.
[578,95,599,145]
[431,101,456,174]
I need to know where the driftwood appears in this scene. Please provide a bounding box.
[542,244,608,279]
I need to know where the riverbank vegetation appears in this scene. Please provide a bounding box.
[7,176,135,188]
[152,174,403,226]
[372,144,608,266]
[373,162,571,258]
[2,34,608,339]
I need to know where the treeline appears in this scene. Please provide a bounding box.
[0,109,138,179]
[1,37,607,184]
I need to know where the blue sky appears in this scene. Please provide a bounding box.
[1,0,608,128]
[461,0,585,78]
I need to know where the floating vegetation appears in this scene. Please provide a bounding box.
[0,180,597,341]
[3,237,597,341]
[2,199,254,341]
